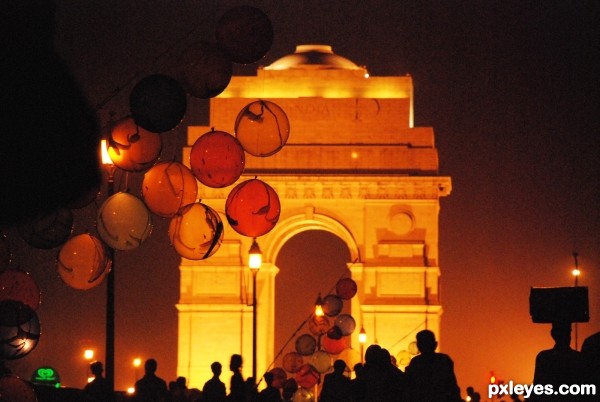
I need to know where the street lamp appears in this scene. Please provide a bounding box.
[248,238,262,386]
[314,294,324,317]
[572,252,581,349]
[358,327,367,363]
[100,139,116,392]
[133,358,142,382]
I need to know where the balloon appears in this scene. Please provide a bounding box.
[97,192,153,251]
[322,294,343,317]
[56,233,111,290]
[215,5,273,64]
[0,300,40,360]
[282,352,304,374]
[321,335,347,355]
[326,325,343,340]
[189,130,245,188]
[0,269,41,310]
[234,100,290,157]
[408,341,419,355]
[130,74,187,133]
[295,334,317,356]
[334,314,356,336]
[308,315,330,337]
[309,350,331,374]
[0,375,38,402]
[18,208,73,249]
[176,41,232,98]
[142,161,198,218]
[107,116,162,172]
[225,178,280,237]
[269,367,287,388]
[168,202,224,260]
[396,350,412,367]
[335,277,357,300]
[0,232,11,273]
[294,364,319,389]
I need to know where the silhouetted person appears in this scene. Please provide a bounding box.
[319,360,352,402]
[245,377,258,402]
[531,322,586,401]
[281,378,297,402]
[405,329,461,402]
[581,331,600,394]
[257,372,281,402]
[203,362,226,402]
[169,376,189,402]
[83,361,113,402]
[361,344,405,402]
[466,386,480,402]
[350,363,366,402]
[228,354,245,402]
[135,358,168,402]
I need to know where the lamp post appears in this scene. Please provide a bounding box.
[133,357,142,382]
[100,139,115,392]
[84,349,95,383]
[358,327,367,364]
[248,238,262,385]
[572,252,580,349]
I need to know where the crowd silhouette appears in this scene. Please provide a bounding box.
[79,326,600,402]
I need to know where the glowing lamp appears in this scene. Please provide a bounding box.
[97,192,153,251]
[294,364,319,389]
[225,178,280,237]
[215,5,273,64]
[0,300,41,360]
[358,327,367,345]
[322,294,343,317]
[314,294,325,317]
[56,233,111,290]
[310,350,332,374]
[248,239,262,270]
[142,161,198,218]
[282,352,304,373]
[335,314,356,336]
[176,41,232,99]
[129,74,187,133]
[168,202,224,260]
[0,269,41,311]
[18,208,73,249]
[234,100,290,157]
[84,349,94,360]
[295,334,317,356]
[106,117,162,172]
[336,277,357,300]
[189,130,245,188]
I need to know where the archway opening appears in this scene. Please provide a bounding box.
[273,229,352,361]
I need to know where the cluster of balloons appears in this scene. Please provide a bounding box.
[266,277,360,398]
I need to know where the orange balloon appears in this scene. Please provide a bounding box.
[282,352,304,373]
[56,234,111,290]
[142,161,198,217]
[107,117,162,172]
[322,335,347,355]
[294,364,319,389]
[190,130,245,188]
[225,178,280,237]
[235,100,289,157]
[168,203,224,260]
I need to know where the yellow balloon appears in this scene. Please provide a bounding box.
[142,161,198,217]
[168,203,224,260]
[97,192,153,251]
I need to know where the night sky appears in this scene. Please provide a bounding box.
[2,0,599,396]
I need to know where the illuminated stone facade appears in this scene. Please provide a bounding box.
[177,45,451,388]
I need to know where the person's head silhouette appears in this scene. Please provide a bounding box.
[550,322,572,347]
[145,358,158,375]
[230,354,243,371]
[90,361,103,377]
[211,361,222,377]
[416,329,438,354]
[264,372,274,386]
[333,359,346,373]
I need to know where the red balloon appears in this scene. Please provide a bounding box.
[322,335,348,355]
[294,364,319,389]
[336,277,357,300]
[190,130,245,188]
[282,352,304,374]
[225,179,280,237]
[107,117,162,172]
[215,5,273,64]
[0,269,41,311]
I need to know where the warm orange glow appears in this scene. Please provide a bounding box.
[100,139,114,166]
[358,327,367,344]
[84,349,94,361]
[490,371,496,384]
[314,294,325,317]
[572,268,581,277]
[127,387,135,394]
[248,239,262,270]
[133,358,142,368]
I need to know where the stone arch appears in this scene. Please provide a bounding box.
[263,212,361,265]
